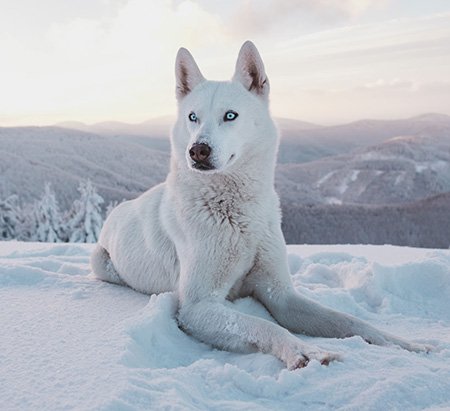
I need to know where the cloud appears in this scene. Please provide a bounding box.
[0,1,449,126]
[0,0,227,125]
[43,0,226,84]
[267,12,450,89]
[361,79,416,91]
[227,0,386,38]
[264,12,450,123]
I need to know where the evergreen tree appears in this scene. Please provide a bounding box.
[32,183,64,242]
[16,203,35,242]
[68,179,104,243]
[0,195,19,240]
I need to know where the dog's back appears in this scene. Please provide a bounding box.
[94,183,179,293]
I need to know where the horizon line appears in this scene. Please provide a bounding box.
[2,111,449,130]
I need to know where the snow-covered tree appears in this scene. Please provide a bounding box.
[32,183,64,242]
[68,179,104,243]
[0,195,20,240]
[15,203,35,242]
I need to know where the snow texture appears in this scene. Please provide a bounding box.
[1,242,449,410]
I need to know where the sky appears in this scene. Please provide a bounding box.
[1,0,450,126]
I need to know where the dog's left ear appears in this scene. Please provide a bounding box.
[175,47,206,100]
[233,41,269,99]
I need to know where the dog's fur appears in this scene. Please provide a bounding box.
[91,41,429,368]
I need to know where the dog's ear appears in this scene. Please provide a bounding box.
[175,48,205,100]
[233,41,269,99]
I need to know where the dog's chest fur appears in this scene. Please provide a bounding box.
[197,175,256,232]
[169,171,269,276]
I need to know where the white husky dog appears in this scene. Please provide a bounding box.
[91,41,429,368]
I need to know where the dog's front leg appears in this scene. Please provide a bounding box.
[176,254,339,368]
[178,299,340,368]
[257,283,429,350]
[248,233,431,353]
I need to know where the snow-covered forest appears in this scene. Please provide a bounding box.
[2,179,449,248]
[0,180,106,243]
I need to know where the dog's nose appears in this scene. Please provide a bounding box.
[189,143,211,163]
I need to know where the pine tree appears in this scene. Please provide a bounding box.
[0,195,19,240]
[68,179,104,243]
[16,203,35,242]
[32,183,64,242]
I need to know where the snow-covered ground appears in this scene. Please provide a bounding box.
[1,242,449,410]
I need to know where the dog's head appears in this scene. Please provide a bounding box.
[172,41,276,174]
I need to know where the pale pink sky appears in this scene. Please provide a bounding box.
[1,0,449,126]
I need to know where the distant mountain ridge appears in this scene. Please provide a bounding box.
[1,113,450,247]
[0,114,450,208]
[0,126,169,208]
[277,134,450,205]
[54,112,450,136]
[56,116,324,139]
[1,113,450,209]
[55,113,450,165]
[278,113,450,163]
[56,116,174,137]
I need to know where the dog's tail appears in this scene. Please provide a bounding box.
[90,244,125,286]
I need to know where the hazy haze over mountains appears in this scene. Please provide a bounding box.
[1,113,449,247]
[2,113,450,208]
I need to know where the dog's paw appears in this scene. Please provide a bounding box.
[307,350,342,366]
[385,335,436,353]
[403,341,435,354]
[287,354,310,370]
[365,332,436,354]
[287,350,341,370]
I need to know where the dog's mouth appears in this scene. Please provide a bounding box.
[190,154,235,173]
[191,161,215,171]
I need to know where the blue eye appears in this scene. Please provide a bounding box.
[188,112,198,122]
[224,110,238,122]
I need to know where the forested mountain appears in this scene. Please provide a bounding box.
[1,114,449,247]
[277,135,450,205]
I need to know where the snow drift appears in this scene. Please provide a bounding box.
[1,242,449,410]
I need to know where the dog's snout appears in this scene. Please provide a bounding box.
[189,143,211,163]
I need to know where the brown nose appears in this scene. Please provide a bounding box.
[189,143,211,163]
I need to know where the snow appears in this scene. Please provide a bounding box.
[1,242,449,410]
[316,171,335,186]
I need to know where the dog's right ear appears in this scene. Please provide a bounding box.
[175,48,205,100]
[233,41,269,99]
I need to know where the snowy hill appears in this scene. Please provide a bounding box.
[57,116,322,139]
[57,116,174,139]
[2,114,450,209]
[1,116,449,248]
[277,135,450,205]
[278,113,450,164]
[0,126,169,208]
[1,242,449,410]
[56,114,450,164]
